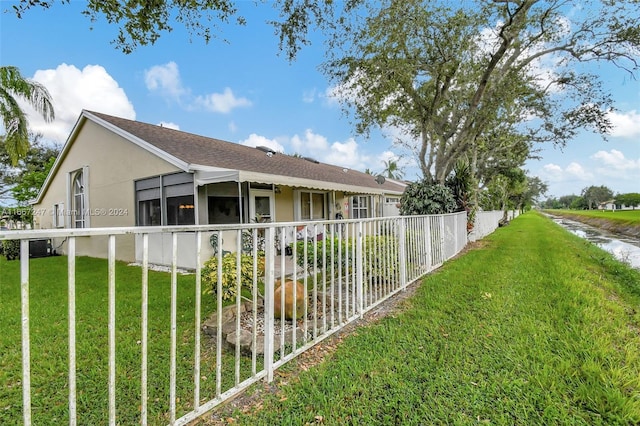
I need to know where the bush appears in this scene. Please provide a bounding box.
[201,253,265,302]
[400,180,457,215]
[2,240,20,260]
[363,235,400,283]
[295,235,401,283]
[295,237,353,274]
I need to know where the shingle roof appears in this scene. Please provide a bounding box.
[87,111,406,194]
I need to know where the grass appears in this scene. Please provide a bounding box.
[225,211,640,425]
[0,255,261,425]
[550,209,640,226]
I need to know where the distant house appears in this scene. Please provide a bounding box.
[32,110,406,266]
[599,200,639,211]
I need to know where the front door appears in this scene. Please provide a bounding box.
[249,189,275,222]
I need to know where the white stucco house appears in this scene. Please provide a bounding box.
[32,110,406,266]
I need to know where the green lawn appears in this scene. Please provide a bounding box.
[0,255,259,425]
[223,212,640,425]
[551,209,640,226]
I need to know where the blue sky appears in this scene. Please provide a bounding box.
[1,1,638,199]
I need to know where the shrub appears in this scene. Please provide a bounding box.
[363,235,400,283]
[2,240,20,260]
[295,235,401,283]
[295,237,353,274]
[201,253,265,302]
[400,180,457,215]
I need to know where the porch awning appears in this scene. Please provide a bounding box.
[193,168,401,196]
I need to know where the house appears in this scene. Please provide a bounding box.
[32,110,406,267]
[599,200,639,211]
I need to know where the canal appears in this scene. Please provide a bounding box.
[548,214,640,270]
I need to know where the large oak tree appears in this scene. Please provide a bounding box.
[319,0,639,185]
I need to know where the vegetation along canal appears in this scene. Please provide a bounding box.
[548,214,640,269]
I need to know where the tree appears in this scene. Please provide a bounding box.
[558,195,580,209]
[0,66,55,165]
[515,175,548,211]
[320,0,638,188]
[581,185,614,210]
[480,167,528,220]
[0,134,60,206]
[615,193,640,209]
[12,0,344,59]
[381,158,404,180]
[570,196,588,210]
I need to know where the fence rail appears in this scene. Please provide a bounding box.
[0,211,514,425]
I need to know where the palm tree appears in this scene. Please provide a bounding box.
[381,159,404,180]
[0,66,55,165]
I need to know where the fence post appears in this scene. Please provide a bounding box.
[20,240,31,426]
[439,216,445,263]
[424,217,432,272]
[108,235,117,426]
[356,221,364,317]
[263,227,275,382]
[398,218,407,290]
[68,237,77,426]
[453,214,459,254]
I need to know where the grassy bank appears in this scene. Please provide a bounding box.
[550,209,640,226]
[221,212,640,425]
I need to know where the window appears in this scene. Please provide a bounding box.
[298,191,326,220]
[138,199,161,226]
[208,196,240,224]
[52,203,64,228]
[71,170,85,228]
[351,195,371,219]
[135,172,195,226]
[166,195,195,225]
[136,176,161,226]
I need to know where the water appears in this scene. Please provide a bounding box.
[549,215,640,269]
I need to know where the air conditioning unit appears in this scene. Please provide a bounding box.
[29,239,52,258]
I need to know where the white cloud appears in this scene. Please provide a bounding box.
[541,163,564,180]
[607,110,640,138]
[21,64,135,143]
[290,129,370,169]
[540,162,592,182]
[239,134,285,153]
[228,121,238,133]
[291,129,329,153]
[565,162,592,180]
[194,87,252,113]
[144,61,186,100]
[144,62,252,114]
[323,138,371,169]
[592,149,640,179]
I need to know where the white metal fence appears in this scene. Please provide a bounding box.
[0,211,511,425]
[468,210,520,242]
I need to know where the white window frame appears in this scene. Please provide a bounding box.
[68,167,89,228]
[351,195,372,219]
[294,190,327,221]
[249,188,275,222]
[52,203,64,228]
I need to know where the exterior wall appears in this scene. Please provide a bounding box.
[34,119,181,261]
[602,202,639,211]
[274,186,294,222]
